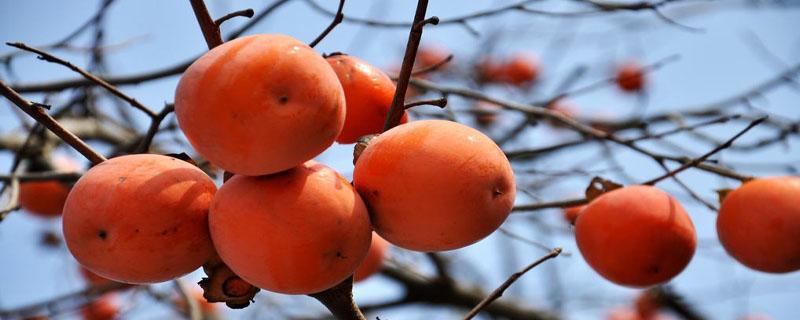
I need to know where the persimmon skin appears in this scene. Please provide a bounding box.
[19,181,71,218]
[616,62,645,92]
[717,177,800,273]
[500,54,540,85]
[575,185,696,287]
[354,232,389,282]
[210,161,372,294]
[63,154,216,284]
[80,266,116,287]
[81,295,118,320]
[19,156,80,217]
[562,205,586,225]
[354,120,516,252]
[175,34,345,176]
[326,55,408,144]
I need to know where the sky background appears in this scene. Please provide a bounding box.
[1,0,799,319]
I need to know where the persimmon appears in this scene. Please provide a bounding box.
[353,120,516,252]
[416,45,450,70]
[474,102,500,127]
[575,185,696,287]
[499,54,540,85]
[19,156,80,217]
[606,307,640,320]
[606,307,673,320]
[81,295,118,320]
[63,154,216,284]
[562,205,586,225]
[210,161,372,294]
[716,176,800,273]
[476,57,503,83]
[175,34,345,176]
[616,61,646,92]
[326,54,408,144]
[354,232,389,282]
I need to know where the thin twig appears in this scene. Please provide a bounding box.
[135,104,175,153]
[0,81,106,164]
[7,42,157,118]
[214,8,255,27]
[463,248,562,320]
[404,97,447,110]
[642,116,766,185]
[173,279,201,320]
[309,0,345,48]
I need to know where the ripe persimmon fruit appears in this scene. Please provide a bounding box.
[210,161,372,294]
[416,45,450,70]
[717,176,800,273]
[175,34,345,176]
[19,156,80,218]
[63,154,216,284]
[500,54,540,85]
[354,232,389,282]
[354,120,516,252]
[575,185,696,287]
[81,295,118,320]
[474,102,500,127]
[616,61,645,92]
[326,54,408,144]
[476,57,503,83]
[562,205,586,225]
[80,266,116,287]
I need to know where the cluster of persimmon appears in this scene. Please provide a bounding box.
[57,33,516,304]
[562,176,799,288]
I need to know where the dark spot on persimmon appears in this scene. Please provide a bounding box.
[278,95,289,105]
[97,230,107,240]
[492,187,504,199]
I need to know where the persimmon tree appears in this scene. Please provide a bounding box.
[0,1,798,320]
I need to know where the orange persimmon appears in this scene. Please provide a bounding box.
[717,177,800,273]
[175,34,345,176]
[354,233,389,282]
[326,54,407,144]
[19,156,80,217]
[63,154,216,284]
[210,161,372,294]
[616,61,645,92]
[575,185,696,287]
[81,295,118,320]
[354,120,516,252]
[562,205,586,225]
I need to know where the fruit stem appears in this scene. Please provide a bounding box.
[308,276,366,320]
